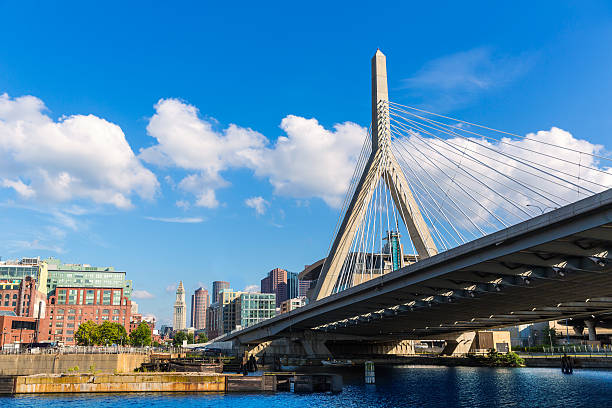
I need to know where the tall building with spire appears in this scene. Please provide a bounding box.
[173,281,186,330]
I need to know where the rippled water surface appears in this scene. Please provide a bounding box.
[3,365,612,407]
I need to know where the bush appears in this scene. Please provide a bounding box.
[468,350,525,367]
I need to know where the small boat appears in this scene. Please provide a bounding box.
[280,365,300,371]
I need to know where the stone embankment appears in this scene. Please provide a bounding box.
[0,353,149,375]
[0,372,342,394]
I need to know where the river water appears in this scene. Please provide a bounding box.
[3,365,612,407]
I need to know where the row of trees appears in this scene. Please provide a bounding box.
[74,320,151,346]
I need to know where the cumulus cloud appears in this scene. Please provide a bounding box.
[245,196,269,215]
[140,99,367,208]
[253,116,366,207]
[0,93,159,208]
[132,290,155,299]
[165,283,177,293]
[145,216,205,223]
[140,98,267,208]
[243,284,259,293]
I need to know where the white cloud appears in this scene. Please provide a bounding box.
[175,200,190,209]
[132,290,155,299]
[140,98,266,208]
[140,99,367,208]
[165,283,177,293]
[0,93,159,208]
[243,284,259,293]
[402,48,533,109]
[253,116,366,207]
[145,216,205,223]
[245,196,269,215]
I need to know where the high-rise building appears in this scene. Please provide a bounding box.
[236,292,276,328]
[190,287,209,330]
[212,281,229,304]
[298,280,314,298]
[173,281,186,331]
[261,268,287,307]
[287,271,299,300]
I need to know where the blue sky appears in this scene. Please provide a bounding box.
[0,1,611,324]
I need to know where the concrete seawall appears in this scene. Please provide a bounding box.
[0,354,149,375]
[13,373,227,393]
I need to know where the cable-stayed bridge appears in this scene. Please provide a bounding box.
[219,50,612,355]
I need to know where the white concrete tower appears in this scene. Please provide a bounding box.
[173,281,187,330]
[311,50,437,300]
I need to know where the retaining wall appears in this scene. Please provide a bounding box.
[13,373,226,393]
[0,354,149,375]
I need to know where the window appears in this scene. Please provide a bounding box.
[102,290,111,305]
[57,309,64,315]
[56,315,63,320]
[68,316,75,320]
[66,330,74,335]
[12,294,17,299]
[113,309,120,314]
[67,323,74,328]
[68,290,77,305]
[55,329,63,335]
[112,290,121,306]
[56,322,63,328]
[57,290,66,304]
[66,337,73,342]
[102,316,108,320]
[102,309,110,314]
[85,290,94,305]
[68,309,76,314]
[112,316,119,321]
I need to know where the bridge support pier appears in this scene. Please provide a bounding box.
[585,320,597,341]
[440,332,476,356]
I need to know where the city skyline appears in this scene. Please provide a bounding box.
[1,2,611,325]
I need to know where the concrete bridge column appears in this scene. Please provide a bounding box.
[299,331,332,358]
[440,332,476,356]
[585,320,597,341]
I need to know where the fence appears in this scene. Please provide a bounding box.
[0,345,177,355]
[541,344,612,357]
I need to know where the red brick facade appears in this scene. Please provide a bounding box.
[38,287,132,345]
[0,315,37,347]
[0,276,43,317]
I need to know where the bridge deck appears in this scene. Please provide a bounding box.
[223,189,612,343]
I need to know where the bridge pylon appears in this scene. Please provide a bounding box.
[311,50,438,301]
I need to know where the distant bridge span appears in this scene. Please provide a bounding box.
[221,188,612,344]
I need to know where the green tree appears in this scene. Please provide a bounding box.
[196,333,208,343]
[542,327,558,346]
[96,321,128,346]
[75,320,98,346]
[129,322,152,347]
[173,331,187,346]
[187,332,195,344]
